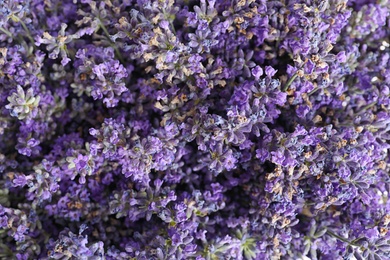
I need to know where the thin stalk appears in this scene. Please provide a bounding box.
[0,27,13,39]
[357,101,377,114]
[98,19,124,63]
[308,86,319,96]
[327,230,353,244]
[170,20,176,34]
[327,230,364,250]
[162,10,176,34]
[0,243,13,258]
[336,123,354,128]
[99,20,112,41]
[19,20,35,46]
[283,72,298,91]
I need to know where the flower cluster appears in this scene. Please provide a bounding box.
[1,0,390,259]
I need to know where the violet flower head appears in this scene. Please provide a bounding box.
[1,0,390,259]
[35,23,79,66]
[5,85,40,120]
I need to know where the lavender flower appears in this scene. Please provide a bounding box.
[35,23,79,66]
[5,85,40,120]
[1,0,390,259]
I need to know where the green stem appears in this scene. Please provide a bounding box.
[98,19,124,64]
[0,27,13,39]
[0,243,13,257]
[169,20,176,35]
[327,230,363,249]
[308,87,319,96]
[358,101,377,114]
[99,19,111,41]
[336,123,354,128]
[19,20,36,47]
[283,72,298,91]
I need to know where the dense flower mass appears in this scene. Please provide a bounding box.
[0,0,390,259]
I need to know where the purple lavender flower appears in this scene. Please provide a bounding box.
[35,23,79,66]
[5,86,40,120]
[1,0,390,259]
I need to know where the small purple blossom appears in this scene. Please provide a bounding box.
[5,86,40,120]
[0,0,390,259]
